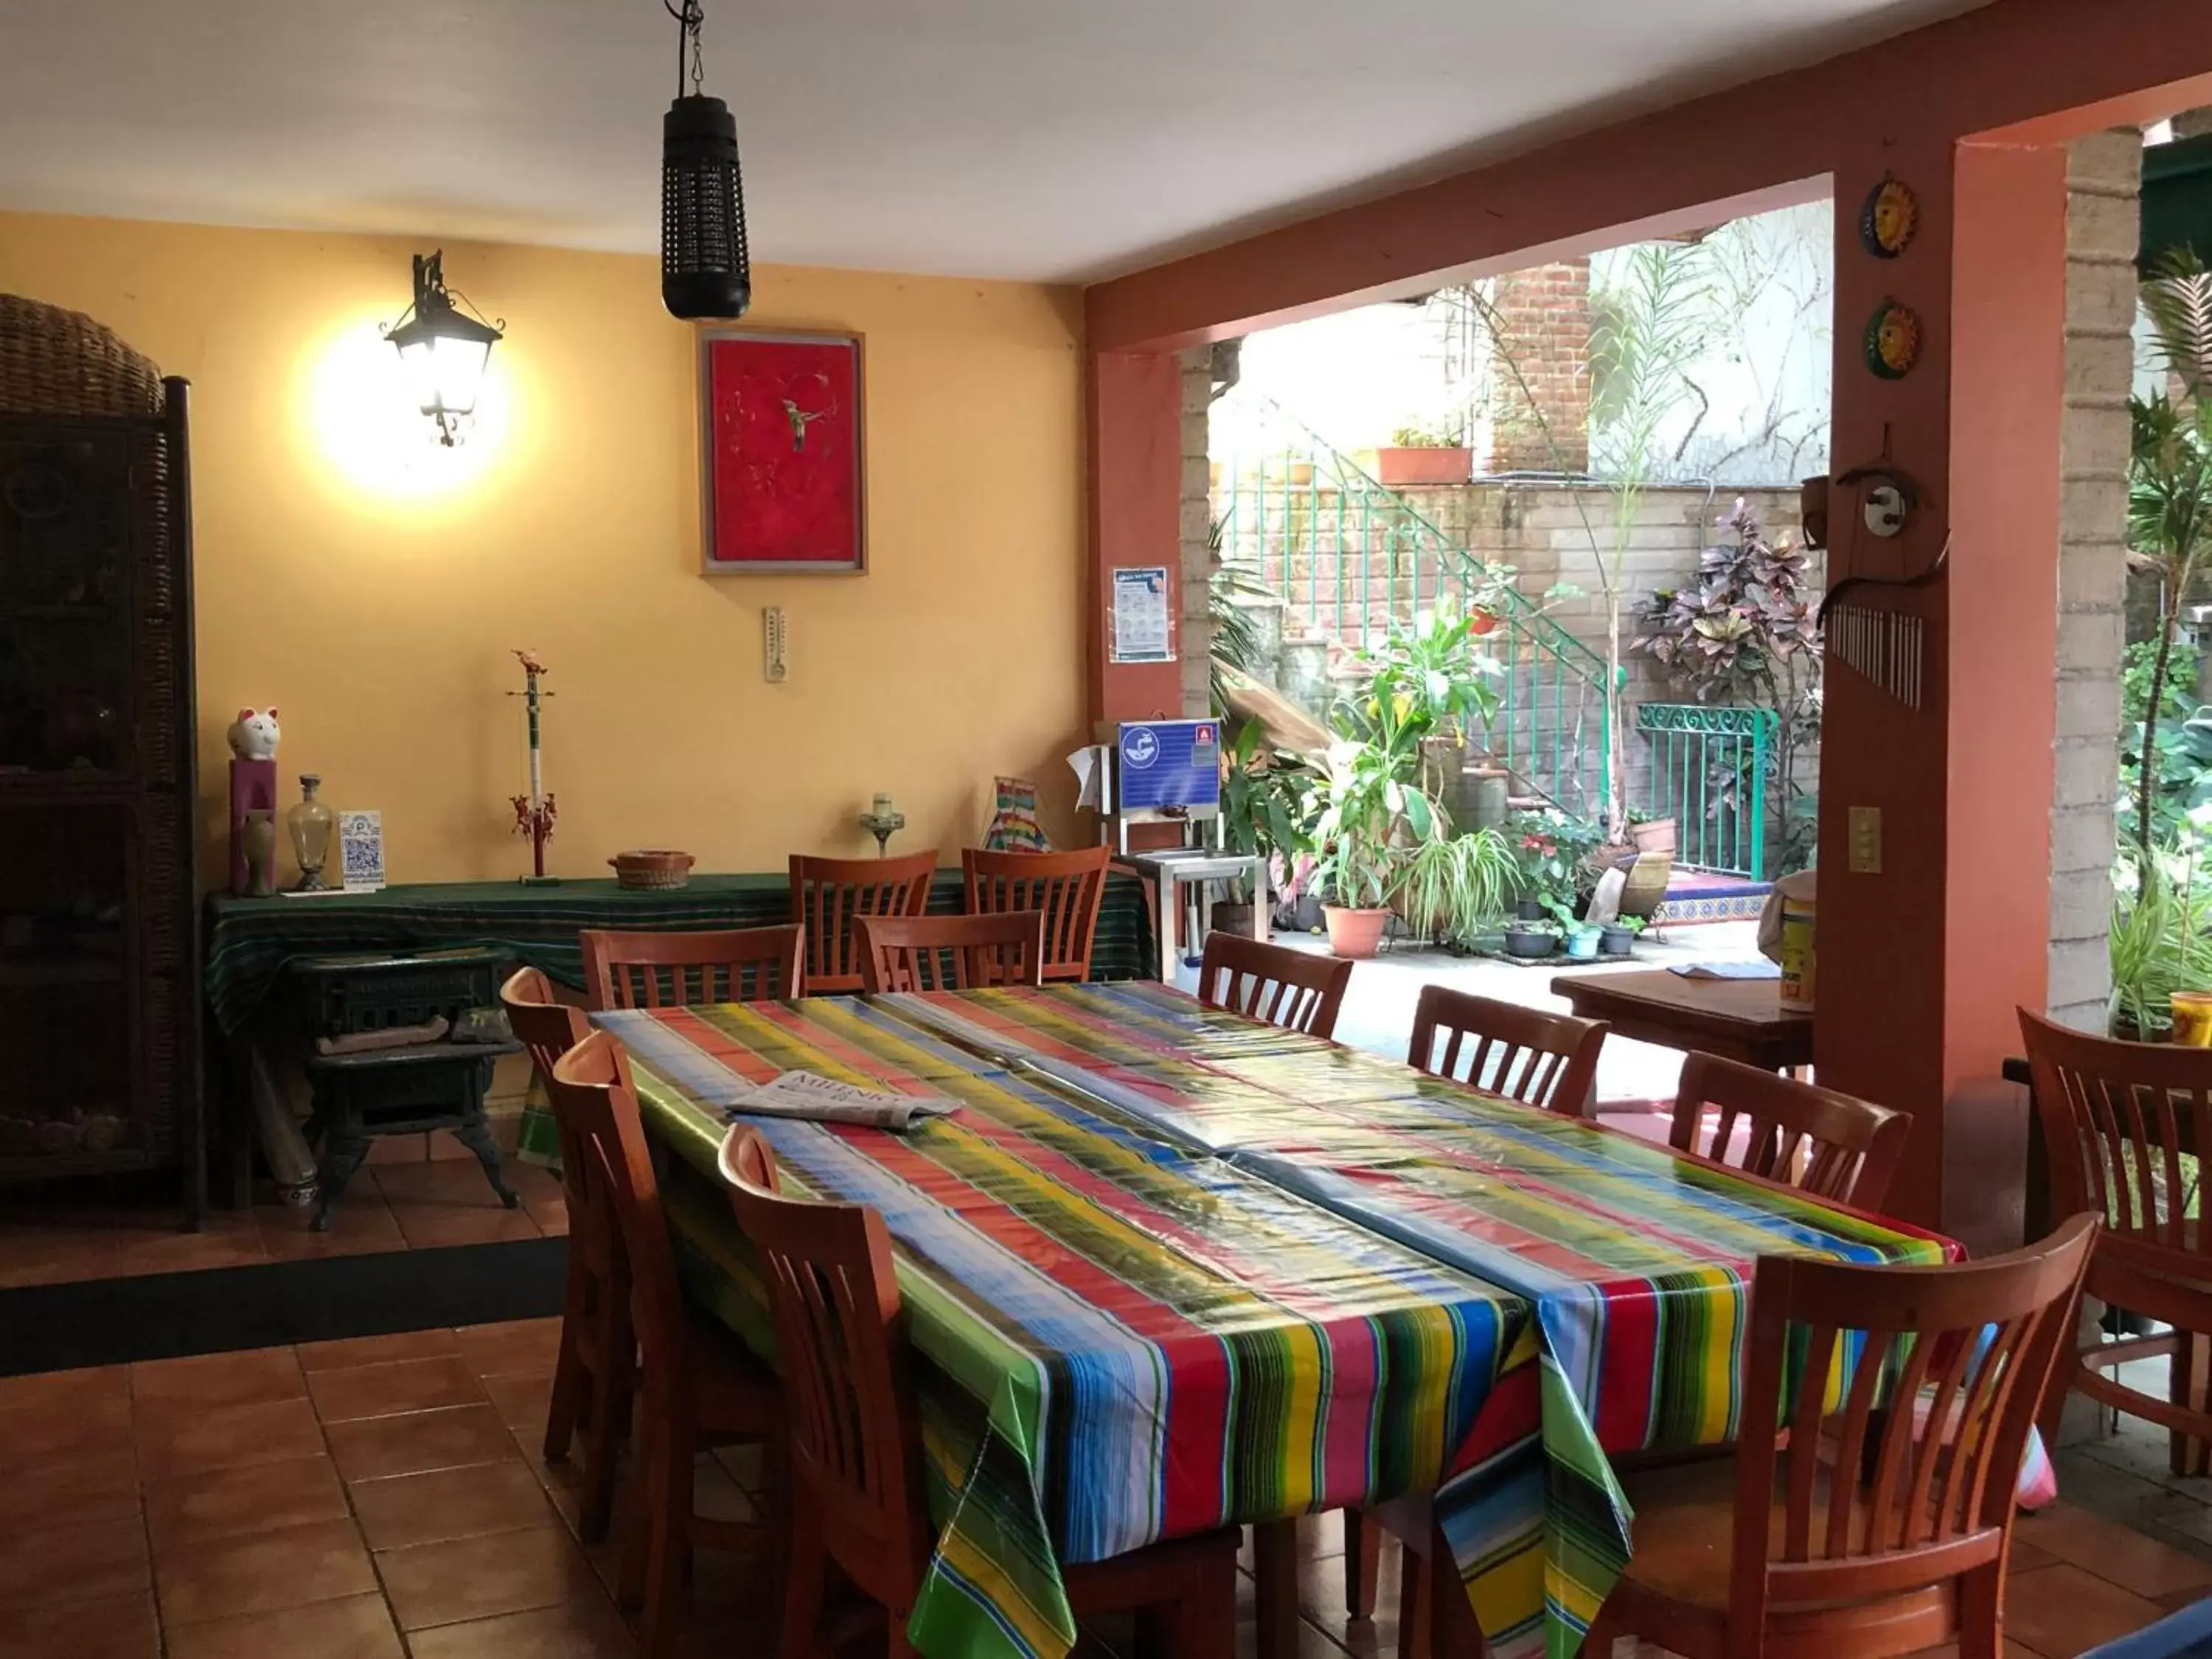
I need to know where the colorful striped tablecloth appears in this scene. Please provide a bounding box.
[592,997,1535,1659]
[877,982,1956,1659]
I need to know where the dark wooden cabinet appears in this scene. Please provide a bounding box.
[0,303,198,1216]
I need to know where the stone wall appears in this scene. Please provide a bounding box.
[1179,347,1214,717]
[2048,131,2141,1031]
[1215,474,1806,836]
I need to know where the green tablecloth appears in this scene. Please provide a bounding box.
[202,869,1155,1036]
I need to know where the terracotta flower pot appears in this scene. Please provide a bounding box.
[1322,905,1391,959]
[1375,447,1473,487]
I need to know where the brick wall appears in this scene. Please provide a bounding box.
[1487,260,1592,473]
[2048,131,2141,1031]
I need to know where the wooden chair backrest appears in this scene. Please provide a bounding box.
[853,911,1046,994]
[1197,933,1352,1038]
[544,1032,689,1403]
[2021,1009,2212,1266]
[499,968,594,1205]
[579,925,804,1012]
[790,851,939,993]
[1671,1052,1910,1209]
[961,846,1110,983]
[1728,1214,2096,1628]
[718,1124,928,1611]
[1408,984,1607,1117]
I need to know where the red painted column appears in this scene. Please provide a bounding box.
[1815,138,2065,1229]
[1087,349,1186,728]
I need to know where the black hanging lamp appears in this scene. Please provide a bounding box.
[661,0,751,320]
[381,251,504,446]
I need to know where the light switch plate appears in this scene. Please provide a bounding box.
[1848,806,1882,873]
[763,606,788,683]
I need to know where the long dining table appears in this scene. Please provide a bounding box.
[591,981,1952,1659]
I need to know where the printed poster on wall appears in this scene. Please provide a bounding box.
[1110,566,1174,664]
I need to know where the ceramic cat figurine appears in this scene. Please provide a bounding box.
[226,708,280,762]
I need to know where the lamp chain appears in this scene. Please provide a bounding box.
[689,0,704,95]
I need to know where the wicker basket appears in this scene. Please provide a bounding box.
[609,849,696,890]
[0,293,164,417]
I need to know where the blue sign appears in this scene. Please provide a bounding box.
[1116,720,1220,810]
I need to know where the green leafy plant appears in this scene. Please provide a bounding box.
[2110,838,2212,1039]
[1509,805,1606,903]
[2124,637,2205,729]
[1334,605,1503,795]
[1218,719,1315,905]
[1397,828,1520,945]
[2126,249,2212,867]
[1389,420,1467,449]
[1311,740,1443,911]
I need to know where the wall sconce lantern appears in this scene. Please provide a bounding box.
[382,251,504,446]
[661,0,751,320]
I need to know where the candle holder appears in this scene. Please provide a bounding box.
[507,649,559,885]
[858,793,905,857]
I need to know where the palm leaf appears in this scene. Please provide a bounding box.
[2144,248,2212,400]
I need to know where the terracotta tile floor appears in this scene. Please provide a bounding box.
[0,1307,2204,1659]
[0,1130,568,1290]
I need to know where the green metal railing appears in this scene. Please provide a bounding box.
[1634,703,1776,877]
[1214,437,1618,819]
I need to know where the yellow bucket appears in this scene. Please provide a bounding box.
[1779,895,1816,1010]
[2171,992,2212,1046]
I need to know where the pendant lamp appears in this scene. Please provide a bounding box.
[661,0,751,320]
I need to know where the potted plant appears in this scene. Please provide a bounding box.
[1312,740,1441,959]
[1217,718,1316,933]
[1565,923,1603,961]
[1502,917,1558,959]
[1396,827,1520,949]
[1599,916,1642,957]
[1375,421,1475,488]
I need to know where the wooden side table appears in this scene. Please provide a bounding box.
[296,947,523,1230]
[1549,968,1814,1072]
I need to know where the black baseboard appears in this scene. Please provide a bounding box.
[0,1237,568,1376]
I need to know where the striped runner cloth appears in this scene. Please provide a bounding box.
[877,982,1958,1659]
[593,996,1534,1659]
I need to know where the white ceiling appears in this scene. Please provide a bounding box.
[0,0,1986,283]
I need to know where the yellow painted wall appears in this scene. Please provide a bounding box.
[0,211,1088,884]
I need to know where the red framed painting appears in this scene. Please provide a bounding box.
[699,328,866,574]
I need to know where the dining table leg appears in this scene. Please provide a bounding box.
[1251,1518,1301,1659]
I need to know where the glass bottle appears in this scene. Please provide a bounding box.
[288,773,336,891]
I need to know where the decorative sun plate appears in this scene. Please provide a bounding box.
[1859,175,1919,259]
[1863,298,1923,380]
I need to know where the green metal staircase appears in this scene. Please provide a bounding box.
[1214,414,1619,820]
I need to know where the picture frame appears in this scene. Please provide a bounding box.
[338,810,386,892]
[698,327,867,574]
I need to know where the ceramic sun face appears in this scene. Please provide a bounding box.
[1863,299,1923,380]
[1860,175,1919,259]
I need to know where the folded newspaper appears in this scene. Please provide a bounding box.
[721,1068,958,1132]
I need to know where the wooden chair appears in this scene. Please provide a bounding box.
[499,967,629,1540]
[962,845,1110,982]
[1670,1052,1911,1210]
[1407,984,1607,1118]
[790,849,939,993]
[853,911,1047,993]
[580,924,804,1012]
[716,1124,1239,1659]
[1582,1214,2098,1659]
[1195,933,1351,1039]
[2020,1009,2212,1474]
[546,1032,782,1659]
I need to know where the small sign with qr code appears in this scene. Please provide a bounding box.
[338,810,386,892]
